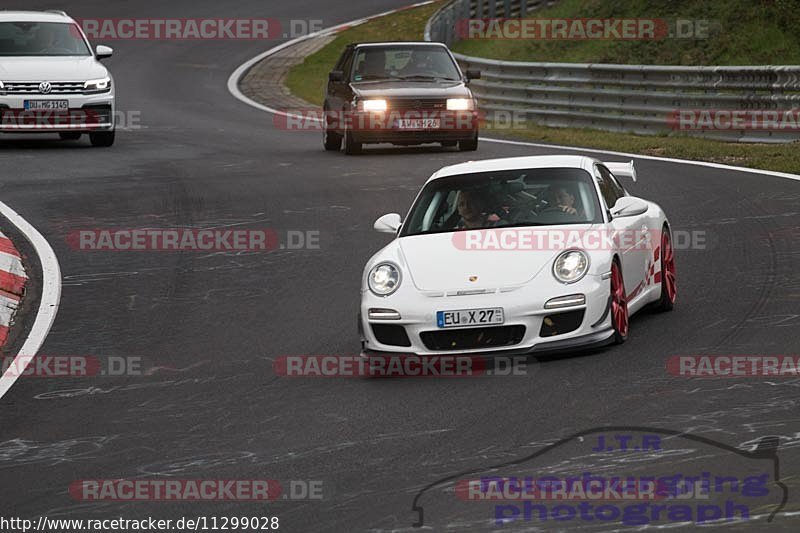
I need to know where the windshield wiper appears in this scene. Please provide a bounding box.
[397,75,457,81]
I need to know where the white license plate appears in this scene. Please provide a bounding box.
[396,118,440,130]
[437,307,504,329]
[24,100,68,110]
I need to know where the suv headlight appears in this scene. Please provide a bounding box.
[368,262,401,296]
[0,81,5,95]
[446,98,474,111]
[84,77,111,93]
[553,250,589,284]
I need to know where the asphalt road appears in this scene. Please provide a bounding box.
[1,1,799,531]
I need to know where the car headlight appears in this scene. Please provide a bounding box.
[553,250,589,284]
[84,77,111,93]
[368,262,401,296]
[359,99,387,112]
[446,98,474,111]
[0,81,4,95]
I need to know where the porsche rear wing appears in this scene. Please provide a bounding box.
[604,160,637,182]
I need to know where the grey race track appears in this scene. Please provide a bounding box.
[1,1,799,531]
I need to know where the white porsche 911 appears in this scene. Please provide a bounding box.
[359,155,676,357]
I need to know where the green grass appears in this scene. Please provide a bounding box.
[452,0,800,65]
[285,2,442,107]
[284,0,798,174]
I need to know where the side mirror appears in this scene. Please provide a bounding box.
[465,69,481,81]
[329,70,344,82]
[610,196,649,218]
[96,45,113,59]
[374,213,402,234]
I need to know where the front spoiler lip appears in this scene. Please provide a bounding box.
[360,327,615,358]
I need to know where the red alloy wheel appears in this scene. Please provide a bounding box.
[611,261,629,343]
[662,231,677,304]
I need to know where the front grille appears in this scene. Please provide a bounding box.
[540,310,585,338]
[420,325,526,351]
[388,98,446,111]
[371,324,411,347]
[3,81,87,94]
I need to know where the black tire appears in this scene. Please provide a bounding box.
[59,132,81,141]
[343,128,361,155]
[89,130,115,147]
[323,111,342,151]
[458,135,478,152]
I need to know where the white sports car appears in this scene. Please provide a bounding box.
[359,155,676,357]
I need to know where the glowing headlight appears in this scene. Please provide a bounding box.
[368,263,401,296]
[84,77,111,92]
[553,250,589,284]
[359,99,387,112]
[446,98,474,111]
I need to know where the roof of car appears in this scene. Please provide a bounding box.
[353,41,448,48]
[428,155,595,182]
[0,11,73,23]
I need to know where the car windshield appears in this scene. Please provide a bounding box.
[352,46,461,82]
[400,168,603,237]
[0,22,91,56]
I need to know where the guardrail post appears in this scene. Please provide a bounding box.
[520,0,528,15]
[504,0,512,17]
[488,0,496,18]
[474,0,483,18]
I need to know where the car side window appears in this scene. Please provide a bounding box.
[595,165,625,209]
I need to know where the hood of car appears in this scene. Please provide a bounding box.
[0,56,107,81]
[351,80,470,99]
[397,231,565,291]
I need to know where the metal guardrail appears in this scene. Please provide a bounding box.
[426,0,800,142]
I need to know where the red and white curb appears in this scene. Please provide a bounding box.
[0,229,28,346]
[0,201,61,400]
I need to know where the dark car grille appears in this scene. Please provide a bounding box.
[388,98,447,111]
[420,325,526,351]
[3,81,86,94]
[539,310,585,338]
[371,324,411,347]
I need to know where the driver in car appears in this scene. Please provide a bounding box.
[454,189,500,230]
[400,50,435,77]
[543,186,584,217]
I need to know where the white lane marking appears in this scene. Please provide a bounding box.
[0,201,62,400]
[227,3,800,183]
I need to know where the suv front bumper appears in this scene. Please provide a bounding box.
[0,92,115,133]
